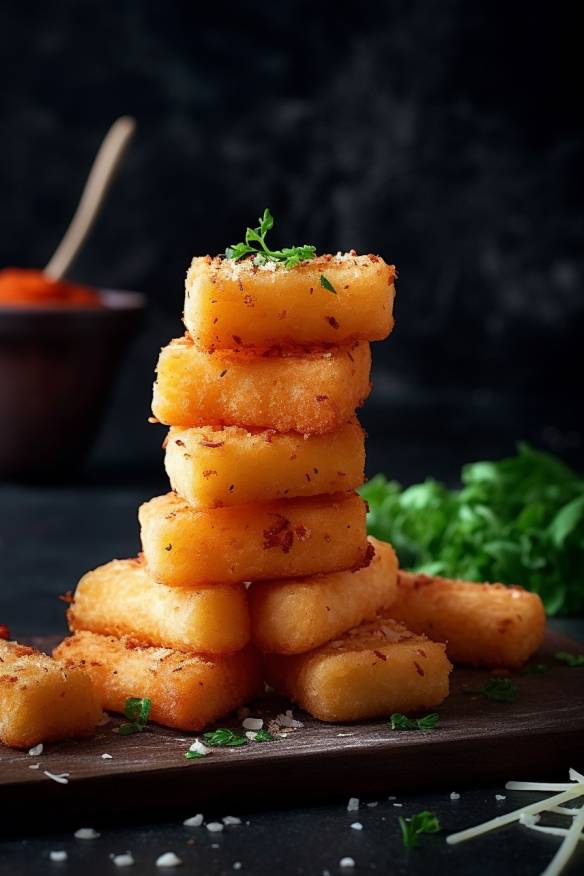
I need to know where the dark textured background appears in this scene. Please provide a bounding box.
[1,0,582,480]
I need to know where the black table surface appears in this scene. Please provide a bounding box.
[1,459,583,876]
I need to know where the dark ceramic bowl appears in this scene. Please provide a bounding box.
[0,289,145,480]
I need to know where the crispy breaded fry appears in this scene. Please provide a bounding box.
[152,336,371,434]
[0,640,101,749]
[139,491,368,588]
[54,632,262,732]
[184,254,396,350]
[164,419,365,508]
[68,557,250,654]
[264,615,451,722]
[249,538,398,654]
[389,571,546,668]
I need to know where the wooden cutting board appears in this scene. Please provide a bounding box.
[1,629,583,831]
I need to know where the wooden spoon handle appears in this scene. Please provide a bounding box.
[44,116,136,281]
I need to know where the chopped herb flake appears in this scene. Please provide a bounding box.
[521,663,549,675]
[225,208,316,269]
[320,274,337,294]
[465,678,518,702]
[252,729,274,742]
[118,696,152,735]
[390,712,439,731]
[202,728,248,748]
[555,651,584,667]
[185,751,204,760]
[399,810,441,848]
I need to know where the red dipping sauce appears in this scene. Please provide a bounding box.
[0,268,101,308]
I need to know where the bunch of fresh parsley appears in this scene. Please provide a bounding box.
[225,208,316,268]
[360,444,584,615]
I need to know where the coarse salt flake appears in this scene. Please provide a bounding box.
[189,739,212,757]
[340,857,356,868]
[49,851,67,862]
[28,743,43,756]
[112,852,135,867]
[74,827,100,839]
[156,852,182,867]
[206,822,224,833]
[495,794,507,801]
[350,822,363,831]
[183,814,204,827]
[223,816,242,826]
[347,797,359,812]
[450,792,461,801]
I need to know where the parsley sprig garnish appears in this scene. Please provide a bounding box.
[202,728,248,747]
[555,651,584,667]
[465,678,518,702]
[118,697,152,735]
[225,208,316,268]
[390,712,439,731]
[399,811,441,848]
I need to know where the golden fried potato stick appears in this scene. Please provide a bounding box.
[152,336,371,435]
[389,571,546,668]
[264,615,452,723]
[54,632,262,732]
[249,537,398,654]
[183,254,396,350]
[164,419,365,508]
[139,491,368,588]
[68,557,250,654]
[0,639,101,749]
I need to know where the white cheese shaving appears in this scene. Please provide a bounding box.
[112,852,135,867]
[366,802,378,808]
[495,794,506,801]
[346,797,359,812]
[446,785,584,845]
[74,827,100,839]
[156,852,182,868]
[242,718,263,731]
[519,813,540,826]
[543,807,584,876]
[223,816,242,826]
[28,763,41,770]
[44,771,70,785]
[183,814,204,827]
[450,792,461,801]
[101,753,113,759]
[339,858,356,868]
[49,851,67,862]
[350,822,363,831]
[28,743,43,756]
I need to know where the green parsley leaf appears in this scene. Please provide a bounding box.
[555,651,584,667]
[251,729,274,742]
[320,274,337,294]
[465,678,519,702]
[359,444,584,616]
[399,810,441,848]
[390,712,439,731]
[225,209,316,270]
[118,697,152,734]
[184,751,204,759]
[202,728,248,748]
